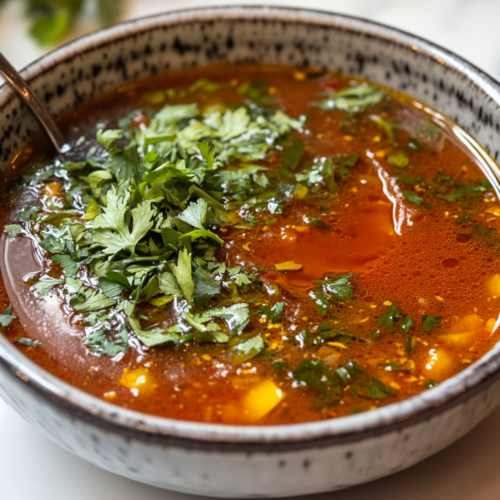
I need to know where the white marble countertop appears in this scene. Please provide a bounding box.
[2,1,500,499]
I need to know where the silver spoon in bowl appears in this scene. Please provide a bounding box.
[0,52,65,153]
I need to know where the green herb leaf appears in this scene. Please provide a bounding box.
[170,248,194,304]
[51,254,80,275]
[205,303,250,334]
[71,288,116,312]
[193,266,220,303]
[422,315,442,333]
[377,302,403,331]
[315,272,354,302]
[317,85,385,113]
[233,336,265,363]
[85,328,128,357]
[282,139,305,170]
[388,151,409,168]
[258,301,285,323]
[177,199,208,229]
[0,305,16,326]
[34,278,65,297]
[4,224,21,238]
[39,234,66,253]
[97,128,123,151]
[400,316,413,333]
[402,190,423,206]
[98,277,125,298]
[15,337,40,347]
[310,215,331,229]
[17,206,42,221]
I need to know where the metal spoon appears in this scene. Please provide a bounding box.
[0,52,65,153]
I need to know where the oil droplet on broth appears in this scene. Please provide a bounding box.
[256,176,395,287]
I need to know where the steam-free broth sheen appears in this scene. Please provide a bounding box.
[1,64,500,425]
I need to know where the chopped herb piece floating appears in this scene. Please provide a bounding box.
[259,302,285,323]
[402,190,423,206]
[317,85,385,113]
[4,224,21,238]
[422,315,443,333]
[388,151,409,168]
[282,139,305,170]
[15,337,40,347]
[0,305,15,326]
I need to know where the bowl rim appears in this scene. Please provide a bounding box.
[2,4,500,449]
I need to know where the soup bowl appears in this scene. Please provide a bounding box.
[2,5,500,498]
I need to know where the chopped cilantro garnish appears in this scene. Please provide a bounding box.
[0,305,16,327]
[388,151,409,168]
[4,224,21,238]
[317,85,385,113]
[422,315,442,333]
[259,302,285,323]
[282,139,305,170]
[15,337,40,347]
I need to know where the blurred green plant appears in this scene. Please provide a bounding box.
[0,0,123,45]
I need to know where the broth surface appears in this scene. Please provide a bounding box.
[1,64,500,424]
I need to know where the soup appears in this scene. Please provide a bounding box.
[1,64,500,425]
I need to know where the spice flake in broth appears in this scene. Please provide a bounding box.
[1,64,500,425]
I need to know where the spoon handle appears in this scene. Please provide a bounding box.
[0,52,65,153]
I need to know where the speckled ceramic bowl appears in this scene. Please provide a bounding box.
[2,6,500,498]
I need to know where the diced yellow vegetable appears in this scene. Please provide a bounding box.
[119,367,155,394]
[424,348,454,382]
[295,183,308,199]
[486,318,497,334]
[486,274,500,297]
[439,332,474,347]
[148,295,174,307]
[240,379,284,423]
[327,342,347,349]
[275,261,302,271]
[453,313,483,332]
[42,181,62,197]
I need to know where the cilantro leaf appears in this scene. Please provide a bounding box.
[17,206,42,221]
[205,303,250,333]
[282,139,305,170]
[158,272,182,296]
[51,254,80,275]
[155,103,199,125]
[193,266,220,303]
[0,305,16,326]
[96,128,123,151]
[34,278,65,297]
[388,151,409,168]
[71,288,116,312]
[317,85,385,113]
[293,360,342,402]
[39,234,66,253]
[258,301,285,323]
[93,190,154,255]
[177,199,208,229]
[85,328,128,357]
[377,302,403,331]
[15,337,40,347]
[233,336,265,363]
[170,248,194,304]
[98,277,125,298]
[315,272,353,301]
[422,315,442,332]
[4,224,21,238]
[400,316,413,333]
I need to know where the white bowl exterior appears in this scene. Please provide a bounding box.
[1,6,500,496]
